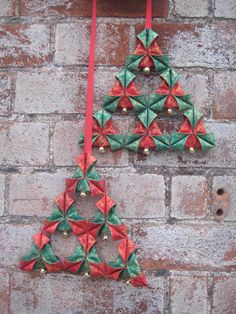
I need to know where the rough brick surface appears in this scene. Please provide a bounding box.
[132,223,236,270]
[0,72,12,115]
[54,120,129,167]
[19,0,169,17]
[0,0,16,16]
[9,170,72,217]
[171,275,208,313]
[212,275,236,314]
[0,269,9,313]
[136,23,236,68]
[0,122,49,166]
[107,173,165,218]
[171,176,208,219]
[0,24,51,67]
[214,0,236,18]
[55,22,130,66]
[173,0,208,17]
[212,176,236,221]
[0,174,5,216]
[213,71,236,119]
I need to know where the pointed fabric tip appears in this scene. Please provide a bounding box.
[75,153,97,173]
[130,273,148,288]
[33,233,50,250]
[78,233,96,253]
[118,238,136,263]
[96,194,116,216]
[55,192,75,213]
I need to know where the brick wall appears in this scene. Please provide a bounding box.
[0,0,236,313]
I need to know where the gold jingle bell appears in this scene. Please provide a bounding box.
[102,234,108,241]
[40,268,46,274]
[122,107,128,115]
[167,108,173,115]
[63,230,69,237]
[143,147,150,155]
[80,191,87,197]
[189,147,195,154]
[143,67,151,76]
[126,279,131,285]
[84,272,90,277]
[99,146,105,154]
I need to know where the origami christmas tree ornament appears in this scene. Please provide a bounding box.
[19,0,147,288]
[80,4,215,156]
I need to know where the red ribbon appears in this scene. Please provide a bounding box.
[146,0,152,29]
[84,0,97,154]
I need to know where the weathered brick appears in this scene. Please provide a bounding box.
[19,0,169,17]
[171,176,209,219]
[0,223,40,267]
[136,23,236,68]
[171,275,208,314]
[0,122,49,166]
[0,72,11,116]
[53,120,129,167]
[132,223,236,270]
[135,122,236,169]
[0,0,16,16]
[0,24,51,67]
[15,69,87,114]
[212,176,236,222]
[10,271,164,314]
[0,270,9,314]
[9,170,72,217]
[214,0,236,18]
[106,173,165,218]
[212,275,236,314]
[55,22,130,66]
[0,174,5,216]
[173,0,208,17]
[213,72,236,119]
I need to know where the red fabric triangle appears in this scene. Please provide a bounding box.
[78,233,96,254]
[55,192,75,213]
[130,273,148,287]
[108,224,127,240]
[96,194,116,216]
[33,233,50,250]
[118,238,136,263]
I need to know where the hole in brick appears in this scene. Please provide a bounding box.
[216,208,224,217]
[217,188,225,195]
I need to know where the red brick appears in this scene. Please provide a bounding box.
[55,21,130,66]
[214,0,236,18]
[0,122,49,166]
[53,120,129,167]
[212,176,236,222]
[0,24,51,67]
[173,0,208,17]
[106,173,165,218]
[171,176,209,219]
[0,270,9,313]
[0,223,40,267]
[171,275,208,313]
[19,0,169,17]
[213,72,236,119]
[0,174,5,216]
[135,23,236,68]
[134,122,236,169]
[0,0,17,16]
[9,170,72,217]
[0,73,12,115]
[132,223,236,271]
[212,275,236,314]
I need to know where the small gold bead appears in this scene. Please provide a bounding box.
[80,191,87,197]
[102,234,108,241]
[122,108,128,115]
[167,108,173,115]
[84,272,90,277]
[126,279,131,285]
[143,147,150,155]
[63,230,68,237]
[143,67,151,76]
[99,146,105,154]
[189,147,195,154]
[40,268,46,274]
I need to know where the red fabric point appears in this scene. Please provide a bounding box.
[55,192,75,213]
[78,233,96,254]
[108,224,127,240]
[42,220,61,234]
[75,153,96,174]
[130,273,148,287]
[118,238,136,263]
[69,220,101,238]
[89,262,107,278]
[106,264,124,281]
[179,119,206,134]
[33,233,50,250]
[156,81,185,109]
[45,260,64,272]
[96,194,116,216]
[64,260,83,273]
[89,180,106,196]
[93,119,117,147]
[65,178,79,197]
[19,259,37,272]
